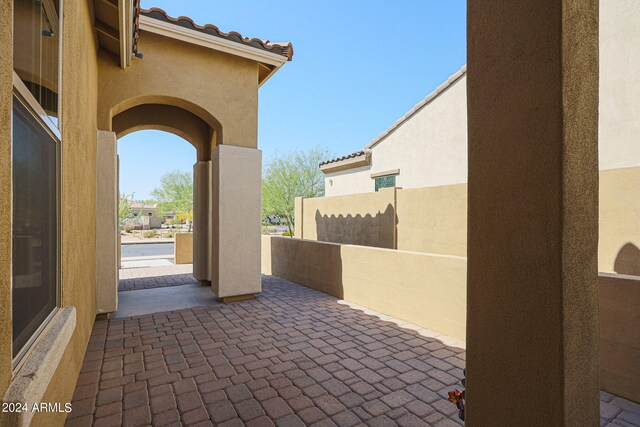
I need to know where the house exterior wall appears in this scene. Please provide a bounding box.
[97,31,259,150]
[33,1,100,425]
[0,0,14,399]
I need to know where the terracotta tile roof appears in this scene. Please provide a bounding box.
[319,150,368,166]
[139,7,294,61]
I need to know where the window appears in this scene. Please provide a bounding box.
[12,0,61,364]
[374,175,396,191]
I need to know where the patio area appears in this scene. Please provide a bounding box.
[66,274,639,426]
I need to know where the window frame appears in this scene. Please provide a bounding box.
[374,175,396,192]
[11,0,63,371]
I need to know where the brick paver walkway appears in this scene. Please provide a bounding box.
[119,265,196,292]
[68,275,639,427]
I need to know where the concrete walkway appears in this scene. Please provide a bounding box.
[67,275,639,426]
[118,264,196,292]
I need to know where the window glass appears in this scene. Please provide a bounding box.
[12,97,58,358]
[375,175,396,191]
[14,0,60,126]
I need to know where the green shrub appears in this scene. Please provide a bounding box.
[123,225,133,233]
[142,230,157,238]
[165,230,178,238]
[281,231,293,237]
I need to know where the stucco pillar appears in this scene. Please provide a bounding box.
[96,131,118,314]
[193,161,210,283]
[466,1,599,425]
[210,145,262,300]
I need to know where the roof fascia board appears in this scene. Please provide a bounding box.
[117,0,134,69]
[139,15,288,67]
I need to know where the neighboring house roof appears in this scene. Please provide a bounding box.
[319,149,372,174]
[320,150,367,167]
[139,8,294,61]
[319,65,467,171]
[130,202,157,210]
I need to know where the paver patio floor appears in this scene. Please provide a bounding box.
[67,275,639,427]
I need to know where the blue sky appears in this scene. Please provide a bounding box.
[119,1,466,199]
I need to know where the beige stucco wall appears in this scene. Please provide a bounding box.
[96,131,118,314]
[599,273,640,403]
[324,75,468,197]
[32,1,100,425]
[174,233,194,264]
[211,146,262,298]
[297,184,467,256]
[300,189,396,248]
[262,236,467,341]
[598,0,640,171]
[98,30,259,150]
[396,184,466,256]
[0,0,13,398]
[599,167,640,274]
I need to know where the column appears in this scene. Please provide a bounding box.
[96,130,118,314]
[210,145,262,301]
[466,0,599,425]
[193,161,210,283]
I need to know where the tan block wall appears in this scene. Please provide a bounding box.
[300,189,396,248]
[33,1,99,425]
[262,236,467,341]
[599,273,640,403]
[396,184,467,256]
[599,167,640,274]
[297,184,467,256]
[175,233,194,264]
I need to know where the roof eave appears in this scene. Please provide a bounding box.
[118,0,135,69]
[320,152,372,174]
[138,14,289,69]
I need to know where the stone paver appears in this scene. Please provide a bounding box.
[68,275,639,426]
[118,264,196,291]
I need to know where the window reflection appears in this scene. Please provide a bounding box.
[14,0,60,126]
[12,97,58,357]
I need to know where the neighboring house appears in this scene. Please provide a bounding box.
[318,0,640,278]
[321,67,467,197]
[127,202,161,229]
[321,0,640,199]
